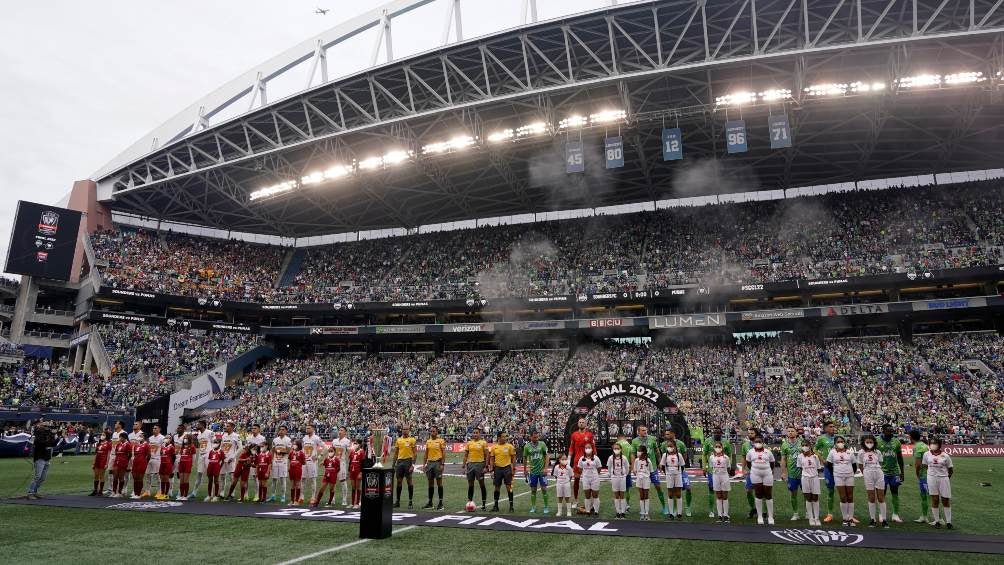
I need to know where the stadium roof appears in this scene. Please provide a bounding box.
[96,0,1004,238]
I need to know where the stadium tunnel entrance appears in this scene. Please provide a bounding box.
[562,380,690,458]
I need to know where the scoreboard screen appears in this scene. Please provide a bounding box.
[5,200,82,281]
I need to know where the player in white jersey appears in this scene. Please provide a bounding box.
[219,422,241,499]
[551,455,574,517]
[144,425,165,497]
[708,441,734,522]
[857,435,888,528]
[105,421,125,494]
[607,444,630,519]
[245,424,267,501]
[578,447,602,516]
[301,424,325,503]
[660,444,686,519]
[825,436,858,527]
[632,445,653,520]
[796,440,824,526]
[921,438,954,528]
[744,434,777,525]
[193,421,215,497]
[332,427,351,505]
[271,425,293,503]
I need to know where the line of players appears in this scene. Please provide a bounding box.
[88,420,370,507]
[86,417,957,528]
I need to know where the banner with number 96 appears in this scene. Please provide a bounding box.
[725,120,748,154]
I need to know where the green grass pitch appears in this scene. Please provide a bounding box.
[1,455,1000,564]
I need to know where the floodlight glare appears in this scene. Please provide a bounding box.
[558,115,587,129]
[323,164,351,179]
[589,109,626,124]
[382,150,412,165]
[515,122,547,138]
[487,129,514,143]
[301,171,324,185]
[897,74,941,88]
[759,88,792,101]
[358,156,382,170]
[249,180,296,201]
[804,83,847,97]
[715,91,756,105]
[944,71,985,84]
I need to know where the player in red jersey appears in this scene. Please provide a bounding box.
[130,433,151,499]
[176,436,196,500]
[111,431,131,497]
[567,417,596,513]
[157,435,176,500]
[206,439,225,501]
[312,447,342,507]
[349,440,365,508]
[90,431,112,496]
[288,440,307,504]
[225,443,255,502]
[255,440,273,503]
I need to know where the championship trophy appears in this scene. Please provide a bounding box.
[369,426,388,468]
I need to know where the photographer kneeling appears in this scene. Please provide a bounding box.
[27,421,56,499]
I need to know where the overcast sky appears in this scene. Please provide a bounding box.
[0,0,617,274]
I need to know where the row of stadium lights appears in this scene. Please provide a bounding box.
[249,109,627,201]
[714,71,987,105]
[251,71,989,201]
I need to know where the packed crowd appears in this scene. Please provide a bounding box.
[91,181,1004,303]
[0,357,170,410]
[102,323,260,380]
[208,333,1003,441]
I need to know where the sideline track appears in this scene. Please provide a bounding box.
[4,495,1003,555]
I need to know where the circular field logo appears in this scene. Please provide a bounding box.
[106,501,184,510]
[770,529,864,546]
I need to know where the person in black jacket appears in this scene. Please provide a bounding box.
[27,421,56,499]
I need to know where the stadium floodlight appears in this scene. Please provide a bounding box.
[249,180,296,201]
[422,135,476,155]
[300,171,325,185]
[759,88,792,101]
[715,91,756,106]
[558,115,588,129]
[848,81,886,93]
[589,109,626,124]
[323,164,351,179]
[896,74,941,89]
[487,129,515,143]
[357,156,383,170]
[382,149,412,165]
[804,83,848,97]
[944,71,985,84]
[515,122,547,138]
[487,129,514,143]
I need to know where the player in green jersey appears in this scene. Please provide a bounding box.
[814,421,837,522]
[779,426,803,520]
[632,425,668,515]
[909,429,931,523]
[876,423,905,523]
[522,430,549,513]
[740,428,758,518]
[701,427,733,518]
[615,431,634,510]
[662,429,692,516]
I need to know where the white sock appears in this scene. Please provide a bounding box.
[944,507,952,523]
[341,481,348,503]
[716,498,723,516]
[931,506,940,522]
[806,500,813,520]
[281,478,288,496]
[879,501,887,521]
[868,501,876,520]
[270,478,276,495]
[754,498,763,517]
[723,499,729,516]
[676,498,684,515]
[766,499,774,519]
[641,500,648,515]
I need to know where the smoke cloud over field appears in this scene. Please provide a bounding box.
[670,158,759,198]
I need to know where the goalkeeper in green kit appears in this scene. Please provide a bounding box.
[523,429,550,514]
[877,423,905,523]
[909,429,932,523]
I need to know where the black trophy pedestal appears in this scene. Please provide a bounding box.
[359,466,394,539]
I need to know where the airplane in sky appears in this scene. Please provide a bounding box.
[315,7,330,15]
